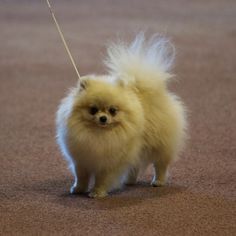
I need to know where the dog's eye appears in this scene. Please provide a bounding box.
[89,106,98,115]
[109,107,117,116]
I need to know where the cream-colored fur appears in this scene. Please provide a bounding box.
[56,33,187,198]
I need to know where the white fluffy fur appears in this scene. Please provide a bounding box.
[56,33,187,198]
[105,32,175,80]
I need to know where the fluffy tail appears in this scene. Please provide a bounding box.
[105,33,175,83]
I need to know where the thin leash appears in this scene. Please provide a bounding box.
[46,0,81,81]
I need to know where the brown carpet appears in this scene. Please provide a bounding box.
[0,0,235,235]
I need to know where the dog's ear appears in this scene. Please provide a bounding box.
[116,75,135,88]
[78,76,89,91]
[80,80,87,90]
[117,79,126,87]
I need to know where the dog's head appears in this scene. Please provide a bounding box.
[68,75,144,134]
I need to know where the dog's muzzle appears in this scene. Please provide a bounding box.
[99,116,107,124]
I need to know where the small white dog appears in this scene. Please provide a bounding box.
[56,33,187,198]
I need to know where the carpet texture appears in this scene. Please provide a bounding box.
[0,0,235,235]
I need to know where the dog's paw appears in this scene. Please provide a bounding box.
[88,190,108,198]
[151,179,166,187]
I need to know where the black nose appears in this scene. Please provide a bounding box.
[99,116,107,123]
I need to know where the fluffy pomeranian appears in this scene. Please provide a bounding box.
[56,33,187,198]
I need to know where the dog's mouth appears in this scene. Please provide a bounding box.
[88,116,118,129]
[89,119,110,128]
[97,122,109,128]
[96,120,117,129]
[98,122,109,127]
